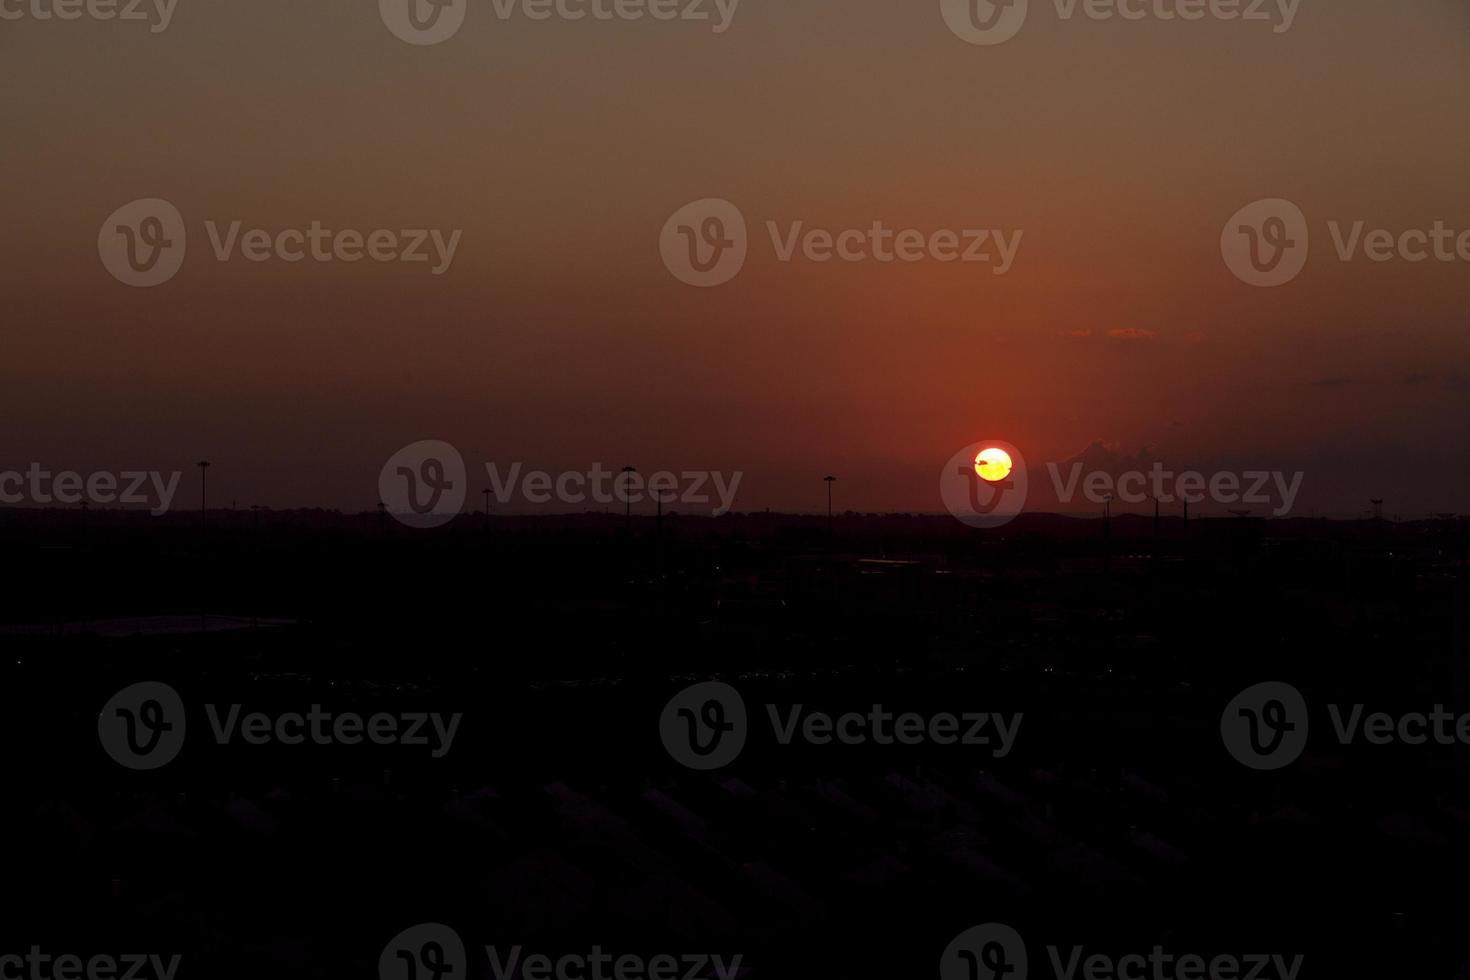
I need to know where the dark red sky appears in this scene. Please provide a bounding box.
[2,0,1468,516]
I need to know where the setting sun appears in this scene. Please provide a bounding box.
[974,448,1013,483]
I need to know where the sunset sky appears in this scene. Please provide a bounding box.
[3,0,1468,516]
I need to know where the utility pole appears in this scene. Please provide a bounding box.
[196,461,210,533]
[196,461,210,634]
[621,466,637,535]
[251,505,261,629]
[824,476,837,536]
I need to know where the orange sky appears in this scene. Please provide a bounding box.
[2,0,1468,515]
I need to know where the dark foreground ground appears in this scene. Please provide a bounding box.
[1,509,1468,978]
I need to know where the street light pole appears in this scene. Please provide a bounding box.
[197,461,210,533]
[196,460,210,633]
[824,476,836,536]
[621,466,637,535]
[251,504,260,629]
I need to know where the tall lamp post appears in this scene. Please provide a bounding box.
[196,461,210,532]
[251,504,261,629]
[621,466,637,535]
[79,500,89,627]
[824,476,837,536]
[196,460,210,633]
